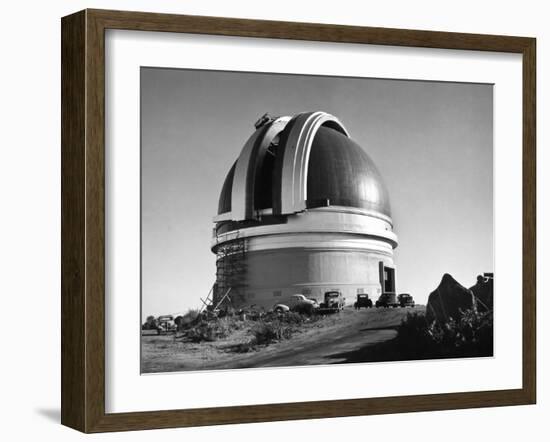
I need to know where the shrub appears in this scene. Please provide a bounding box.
[186,317,236,342]
[281,311,305,324]
[217,306,236,318]
[394,309,493,359]
[251,322,280,345]
[175,308,200,331]
[292,302,316,316]
[393,312,439,357]
[142,315,158,330]
[251,320,295,345]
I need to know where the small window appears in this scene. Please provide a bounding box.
[302,288,312,295]
[273,290,282,297]
[357,288,364,294]
[247,293,256,299]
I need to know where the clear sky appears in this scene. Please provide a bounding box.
[141,68,493,319]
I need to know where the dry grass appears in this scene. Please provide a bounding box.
[141,307,425,373]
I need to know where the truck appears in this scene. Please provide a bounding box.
[375,293,399,308]
[354,293,373,309]
[319,290,345,313]
[398,293,415,308]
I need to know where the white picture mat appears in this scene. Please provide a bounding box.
[105,29,523,414]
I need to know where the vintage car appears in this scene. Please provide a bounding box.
[273,294,316,313]
[354,293,373,309]
[155,315,177,334]
[398,293,415,307]
[375,293,399,308]
[319,290,345,313]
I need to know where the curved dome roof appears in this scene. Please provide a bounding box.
[217,111,391,221]
[307,126,391,216]
[218,161,236,215]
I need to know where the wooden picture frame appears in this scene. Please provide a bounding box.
[61,8,536,433]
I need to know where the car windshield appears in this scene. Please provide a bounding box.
[326,292,339,297]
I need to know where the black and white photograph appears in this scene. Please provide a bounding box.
[140,68,494,374]
[3,0,544,438]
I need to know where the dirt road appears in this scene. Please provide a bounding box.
[142,306,425,373]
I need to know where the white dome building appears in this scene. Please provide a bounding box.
[212,111,398,309]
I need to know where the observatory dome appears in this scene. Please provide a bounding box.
[217,115,391,219]
[211,111,398,311]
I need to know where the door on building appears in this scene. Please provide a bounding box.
[381,265,396,293]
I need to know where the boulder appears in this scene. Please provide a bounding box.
[470,275,494,313]
[426,273,475,323]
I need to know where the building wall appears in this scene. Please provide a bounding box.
[221,246,394,309]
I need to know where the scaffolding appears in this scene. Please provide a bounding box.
[199,285,232,314]
[214,236,247,309]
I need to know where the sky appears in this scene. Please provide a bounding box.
[141,68,493,319]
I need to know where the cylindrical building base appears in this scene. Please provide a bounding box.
[217,245,394,310]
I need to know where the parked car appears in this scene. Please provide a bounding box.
[273,303,290,313]
[398,293,415,307]
[354,293,373,309]
[306,297,320,308]
[319,290,345,312]
[273,294,317,313]
[375,293,399,308]
[289,294,317,308]
[156,315,177,334]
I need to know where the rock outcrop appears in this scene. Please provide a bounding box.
[469,275,494,313]
[426,274,475,323]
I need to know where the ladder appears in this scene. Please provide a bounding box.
[199,286,232,313]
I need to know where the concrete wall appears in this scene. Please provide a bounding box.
[221,247,394,309]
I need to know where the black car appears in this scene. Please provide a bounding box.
[354,294,373,309]
[375,293,399,308]
[398,293,415,307]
